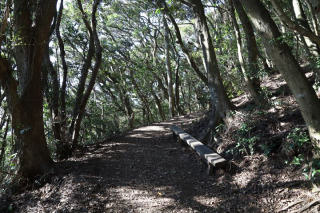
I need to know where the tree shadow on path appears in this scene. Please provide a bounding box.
[11,113,310,212]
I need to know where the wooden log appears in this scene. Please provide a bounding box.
[170,125,226,172]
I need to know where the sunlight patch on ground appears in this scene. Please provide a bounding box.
[127,125,167,138]
[193,196,222,208]
[47,177,81,212]
[232,171,256,188]
[127,133,154,139]
[101,143,136,147]
[136,125,167,132]
[109,186,175,212]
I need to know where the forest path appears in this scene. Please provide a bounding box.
[14,113,236,212]
[63,112,228,212]
[13,112,292,212]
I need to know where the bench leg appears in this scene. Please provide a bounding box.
[173,133,177,141]
[207,164,214,175]
[178,138,188,147]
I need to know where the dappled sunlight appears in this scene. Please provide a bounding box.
[127,133,154,139]
[136,125,167,132]
[109,186,176,212]
[127,125,168,138]
[101,143,136,147]
[193,196,222,208]
[3,0,320,211]
[11,113,314,212]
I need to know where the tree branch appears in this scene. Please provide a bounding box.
[270,0,320,47]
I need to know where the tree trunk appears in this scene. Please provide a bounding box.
[0,0,57,179]
[230,0,264,105]
[151,88,166,120]
[42,42,62,144]
[163,15,175,118]
[174,57,184,115]
[160,1,209,85]
[71,0,102,148]
[309,0,320,14]
[129,70,153,124]
[121,88,135,129]
[191,0,233,119]
[292,0,319,56]
[69,0,96,139]
[306,0,320,36]
[56,0,68,131]
[269,0,320,47]
[0,114,9,165]
[241,0,320,154]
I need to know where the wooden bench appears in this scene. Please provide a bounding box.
[170,125,226,174]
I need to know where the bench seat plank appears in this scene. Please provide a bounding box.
[170,125,226,169]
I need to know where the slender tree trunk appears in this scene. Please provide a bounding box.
[187,77,192,113]
[306,0,320,36]
[120,88,135,129]
[0,124,8,168]
[151,30,169,100]
[0,113,8,165]
[99,81,127,114]
[129,70,153,124]
[230,0,263,105]
[163,16,175,118]
[241,0,320,154]
[160,1,208,85]
[150,31,167,118]
[183,0,233,140]
[292,0,319,56]
[72,0,102,148]
[191,0,232,118]
[42,43,62,143]
[56,0,68,130]
[151,88,166,120]
[309,0,320,14]
[233,0,266,100]
[270,0,320,47]
[69,0,96,138]
[174,57,184,115]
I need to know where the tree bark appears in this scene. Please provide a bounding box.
[151,88,166,120]
[230,0,264,105]
[0,116,9,166]
[160,2,209,85]
[56,0,68,130]
[174,57,184,115]
[72,0,102,148]
[292,0,319,56]
[241,0,320,154]
[190,0,233,118]
[0,0,57,179]
[118,85,135,129]
[69,0,96,138]
[129,70,153,124]
[163,15,175,118]
[306,0,320,36]
[123,92,135,129]
[270,0,320,48]
[42,42,62,143]
[309,0,320,14]
[151,29,169,100]
[0,0,11,47]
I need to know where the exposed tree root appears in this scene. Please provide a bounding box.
[277,200,303,212]
[292,199,320,213]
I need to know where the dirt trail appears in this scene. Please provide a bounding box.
[10,113,312,212]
